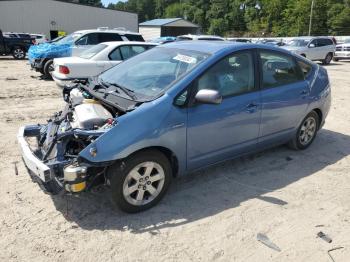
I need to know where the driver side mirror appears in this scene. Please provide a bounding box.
[309,43,315,48]
[195,89,222,105]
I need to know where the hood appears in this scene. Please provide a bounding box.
[28,42,73,61]
[337,43,350,48]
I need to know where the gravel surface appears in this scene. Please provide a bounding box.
[0,57,349,262]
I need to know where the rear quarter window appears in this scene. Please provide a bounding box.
[125,34,145,42]
[297,59,313,78]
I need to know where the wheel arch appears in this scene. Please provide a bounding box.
[312,108,323,129]
[124,146,179,177]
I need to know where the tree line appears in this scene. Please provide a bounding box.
[66,0,350,36]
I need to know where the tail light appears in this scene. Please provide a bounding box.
[59,65,70,74]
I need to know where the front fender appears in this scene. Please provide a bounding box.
[78,94,187,173]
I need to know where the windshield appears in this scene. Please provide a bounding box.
[99,47,210,100]
[79,44,107,59]
[56,33,82,45]
[288,39,310,47]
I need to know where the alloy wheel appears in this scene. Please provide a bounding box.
[122,161,165,206]
[13,48,24,59]
[299,117,317,146]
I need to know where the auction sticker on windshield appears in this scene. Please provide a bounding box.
[173,54,197,64]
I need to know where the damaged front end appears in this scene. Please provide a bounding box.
[17,85,120,194]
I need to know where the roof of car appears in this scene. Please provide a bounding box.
[293,36,332,40]
[101,41,158,47]
[74,28,142,35]
[159,40,291,55]
[178,34,224,39]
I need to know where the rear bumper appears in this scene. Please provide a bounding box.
[17,125,51,182]
[52,74,72,88]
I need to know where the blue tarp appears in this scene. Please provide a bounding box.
[28,43,73,62]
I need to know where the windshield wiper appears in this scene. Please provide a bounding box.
[103,81,137,100]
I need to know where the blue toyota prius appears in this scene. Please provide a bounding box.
[18,41,331,212]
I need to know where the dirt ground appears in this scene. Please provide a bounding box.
[0,57,349,262]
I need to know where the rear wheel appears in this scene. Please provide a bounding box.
[322,53,333,65]
[109,150,172,213]
[288,111,319,150]
[43,59,54,79]
[12,47,25,59]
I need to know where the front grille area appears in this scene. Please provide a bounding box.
[336,46,350,51]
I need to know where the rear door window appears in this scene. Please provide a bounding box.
[98,33,122,43]
[119,45,148,60]
[76,33,99,45]
[259,50,303,89]
[109,47,122,60]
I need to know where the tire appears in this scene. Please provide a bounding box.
[108,150,172,213]
[322,53,333,65]
[288,111,319,150]
[43,59,54,79]
[12,47,26,60]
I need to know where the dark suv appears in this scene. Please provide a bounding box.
[0,30,34,59]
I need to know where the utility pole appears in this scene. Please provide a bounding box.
[308,0,315,36]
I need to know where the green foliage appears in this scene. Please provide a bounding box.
[79,0,350,36]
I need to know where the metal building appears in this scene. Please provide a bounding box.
[0,0,139,39]
[139,18,200,41]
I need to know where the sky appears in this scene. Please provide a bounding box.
[101,0,126,7]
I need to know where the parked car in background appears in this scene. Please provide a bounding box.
[0,30,34,59]
[334,38,350,61]
[28,28,145,78]
[150,36,176,44]
[30,34,47,44]
[283,36,335,65]
[18,41,331,212]
[177,34,225,41]
[3,32,32,38]
[256,39,286,46]
[52,41,157,87]
[227,38,251,43]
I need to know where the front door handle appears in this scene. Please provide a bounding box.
[246,103,258,113]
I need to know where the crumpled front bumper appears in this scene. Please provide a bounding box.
[17,125,51,182]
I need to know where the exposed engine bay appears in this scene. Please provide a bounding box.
[18,81,139,194]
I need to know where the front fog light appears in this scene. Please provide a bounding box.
[64,164,87,193]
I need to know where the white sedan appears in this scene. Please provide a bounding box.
[52,41,157,87]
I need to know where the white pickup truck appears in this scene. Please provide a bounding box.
[282,36,335,65]
[52,41,157,87]
[334,38,350,61]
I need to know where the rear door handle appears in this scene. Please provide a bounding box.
[246,103,258,113]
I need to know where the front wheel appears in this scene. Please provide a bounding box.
[12,47,25,59]
[109,150,172,213]
[288,111,319,150]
